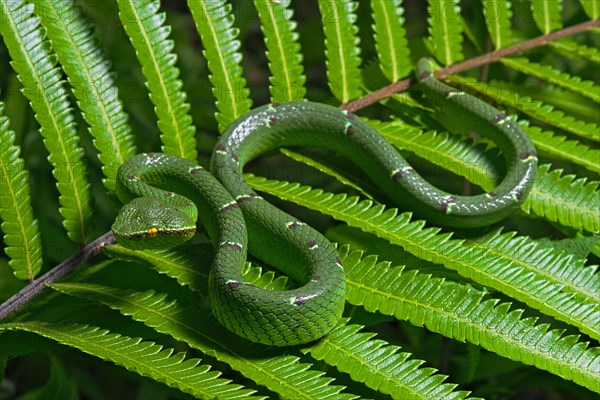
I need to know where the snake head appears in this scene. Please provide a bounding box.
[112,197,196,250]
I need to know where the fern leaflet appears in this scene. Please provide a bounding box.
[370,0,411,82]
[33,0,136,192]
[530,0,563,34]
[188,0,252,133]
[0,0,93,243]
[117,0,197,161]
[318,0,363,103]
[522,164,600,233]
[550,39,600,64]
[254,0,306,102]
[501,57,600,103]
[0,321,262,399]
[579,0,599,19]
[0,102,42,280]
[427,0,464,65]
[481,0,513,49]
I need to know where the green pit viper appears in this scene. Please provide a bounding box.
[112,59,538,346]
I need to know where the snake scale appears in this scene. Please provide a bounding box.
[112,59,538,346]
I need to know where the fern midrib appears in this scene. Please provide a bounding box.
[71,283,319,399]
[0,157,33,280]
[321,335,428,400]
[489,0,502,47]
[48,1,127,166]
[542,0,551,34]
[469,239,600,302]
[200,0,242,121]
[266,2,293,101]
[3,1,86,242]
[2,322,213,398]
[378,0,399,82]
[345,277,597,382]
[126,0,186,158]
[442,1,453,65]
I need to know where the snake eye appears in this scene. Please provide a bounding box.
[146,227,158,236]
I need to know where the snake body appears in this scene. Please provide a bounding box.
[112,59,537,346]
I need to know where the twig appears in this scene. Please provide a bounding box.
[343,19,600,112]
[0,231,115,321]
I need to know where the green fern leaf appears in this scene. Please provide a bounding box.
[530,0,563,34]
[117,0,197,161]
[579,0,599,19]
[33,0,136,192]
[254,0,306,101]
[451,76,600,144]
[0,321,262,399]
[280,148,374,199]
[0,0,93,243]
[318,0,363,103]
[481,0,513,49]
[0,102,42,280]
[188,0,252,133]
[476,228,599,302]
[522,164,600,233]
[550,39,600,64]
[370,0,411,82]
[307,321,475,400]
[339,248,600,392]
[50,283,357,399]
[427,0,464,65]
[246,176,599,339]
[501,57,600,103]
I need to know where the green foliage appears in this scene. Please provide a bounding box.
[0,0,598,399]
[0,102,42,280]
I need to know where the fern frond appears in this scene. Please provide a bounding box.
[451,76,600,144]
[370,0,411,82]
[481,0,513,49]
[501,57,600,102]
[427,0,464,65]
[33,0,136,192]
[188,0,252,133]
[0,0,93,243]
[246,176,600,339]
[0,321,262,399]
[530,0,563,34]
[49,283,357,399]
[522,164,600,233]
[339,248,600,392]
[307,322,476,400]
[117,0,197,160]
[0,102,42,280]
[550,39,600,64]
[318,0,363,103]
[254,0,306,102]
[579,0,599,19]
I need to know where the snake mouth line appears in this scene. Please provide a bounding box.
[126,227,196,238]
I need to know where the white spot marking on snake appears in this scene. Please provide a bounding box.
[219,241,243,250]
[445,90,464,98]
[390,167,413,180]
[220,200,239,212]
[289,293,318,306]
[225,280,240,289]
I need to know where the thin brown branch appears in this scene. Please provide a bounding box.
[343,19,600,112]
[0,231,115,321]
